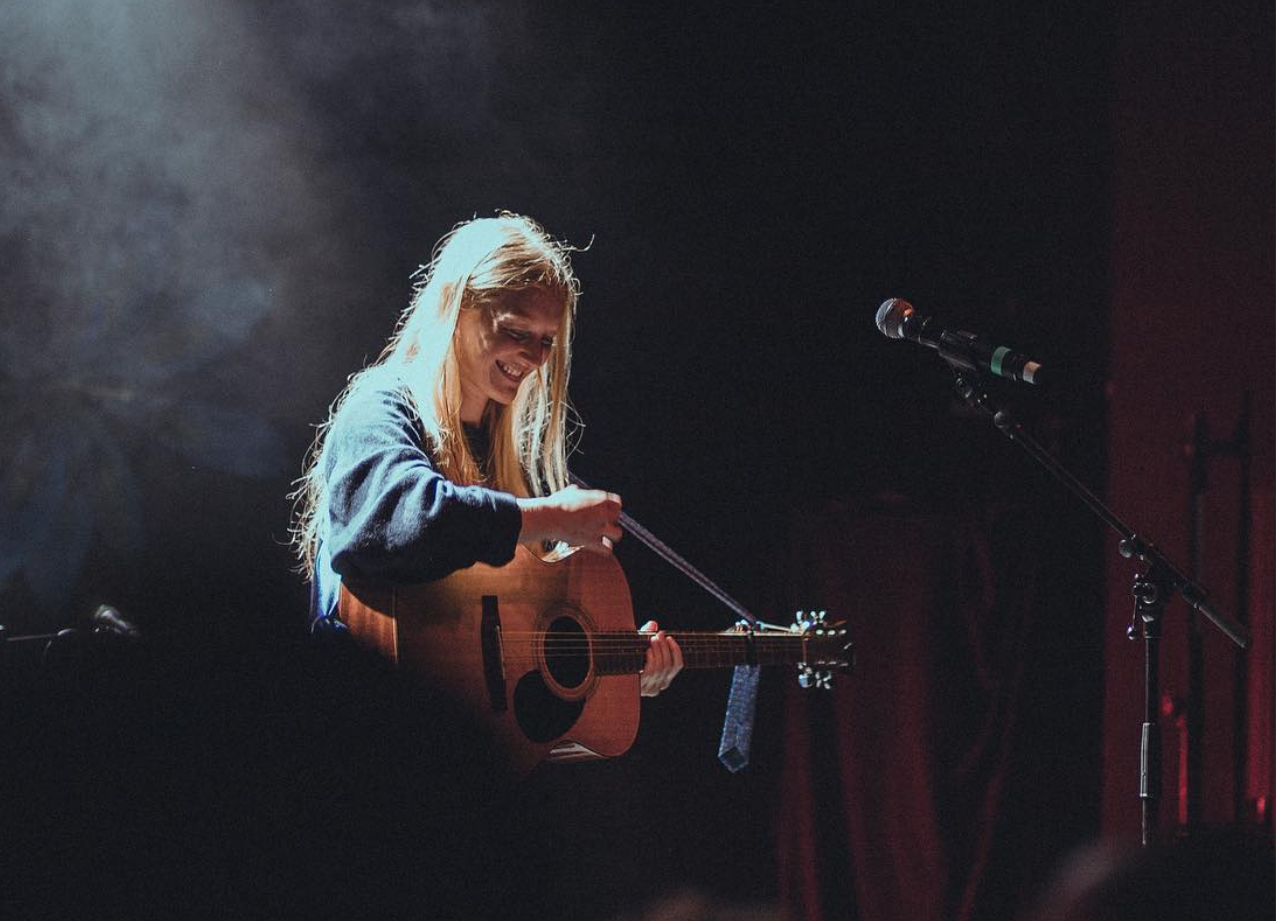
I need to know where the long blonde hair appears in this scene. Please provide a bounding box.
[291,213,580,578]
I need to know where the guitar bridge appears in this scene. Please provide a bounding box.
[547,740,604,763]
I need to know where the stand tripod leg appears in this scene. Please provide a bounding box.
[1141,628,1161,846]
[1133,572,1166,846]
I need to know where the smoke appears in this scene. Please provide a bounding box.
[257,1,503,139]
[0,0,591,617]
[0,0,582,401]
[0,0,336,337]
[0,0,347,614]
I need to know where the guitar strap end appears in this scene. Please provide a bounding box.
[718,664,761,773]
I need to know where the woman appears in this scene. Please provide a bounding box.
[292,212,682,696]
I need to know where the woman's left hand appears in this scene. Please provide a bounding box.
[638,620,684,697]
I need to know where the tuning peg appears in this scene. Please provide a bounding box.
[792,609,829,632]
[797,665,834,690]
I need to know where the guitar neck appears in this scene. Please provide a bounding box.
[594,630,808,676]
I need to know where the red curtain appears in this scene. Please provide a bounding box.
[1100,0,1273,839]
[776,497,1088,921]
[1244,489,1274,822]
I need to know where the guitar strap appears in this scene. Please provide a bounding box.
[718,663,761,772]
[570,473,763,772]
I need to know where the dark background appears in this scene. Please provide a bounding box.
[1,2,1269,919]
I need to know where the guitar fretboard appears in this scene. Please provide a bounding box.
[592,631,810,676]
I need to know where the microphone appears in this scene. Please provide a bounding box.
[92,604,141,641]
[875,298,1047,385]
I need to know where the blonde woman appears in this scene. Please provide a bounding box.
[293,213,681,696]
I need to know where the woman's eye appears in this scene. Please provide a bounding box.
[499,327,552,349]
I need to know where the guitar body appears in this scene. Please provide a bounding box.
[339,545,641,772]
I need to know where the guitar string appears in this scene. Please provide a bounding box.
[477,636,844,663]
[477,637,841,649]
[489,635,840,645]
[414,633,838,654]
[487,632,837,637]
[490,630,841,637]
[569,472,758,626]
[487,650,837,658]
[488,634,818,638]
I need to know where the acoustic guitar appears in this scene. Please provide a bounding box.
[339,544,850,771]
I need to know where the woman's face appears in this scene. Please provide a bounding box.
[455,286,565,423]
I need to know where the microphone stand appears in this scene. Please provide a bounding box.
[946,365,1250,846]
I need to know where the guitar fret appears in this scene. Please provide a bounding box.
[593,632,809,675]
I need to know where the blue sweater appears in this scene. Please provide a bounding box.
[310,384,523,629]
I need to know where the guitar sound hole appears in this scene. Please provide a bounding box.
[542,616,590,690]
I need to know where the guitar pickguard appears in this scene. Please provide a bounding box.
[513,671,586,743]
[513,607,595,743]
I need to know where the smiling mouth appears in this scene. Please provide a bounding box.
[496,360,528,383]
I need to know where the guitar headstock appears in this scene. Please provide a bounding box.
[791,610,854,689]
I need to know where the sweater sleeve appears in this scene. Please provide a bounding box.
[321,386,523,583]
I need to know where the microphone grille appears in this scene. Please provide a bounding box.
[875,298,912,339]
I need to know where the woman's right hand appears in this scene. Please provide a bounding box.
[516,485,623,553]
